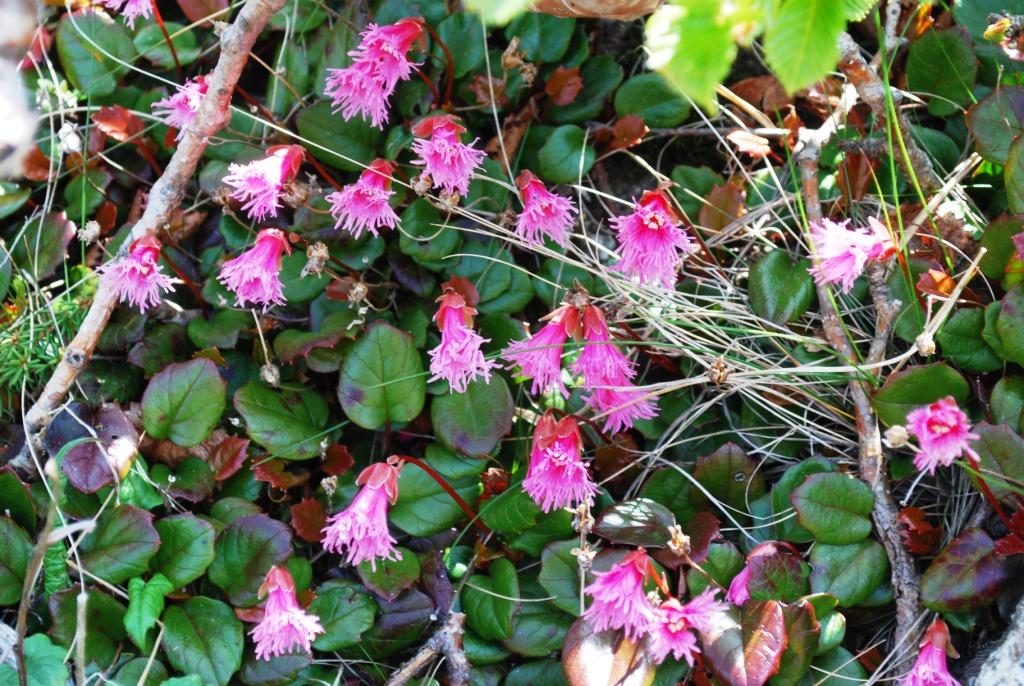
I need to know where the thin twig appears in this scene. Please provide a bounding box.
[383,612,470,686]
[12,0,289,478]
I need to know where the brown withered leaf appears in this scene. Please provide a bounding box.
[23,146,51,181]
[545,66,584,106]
[898,507,942,555]
[698,179,746,232]
[486,102,535,158]
[729,75,792,114]
[916,268,956,298]
[726,130,771,159]
[836,151,878,207]
[610,115,647,150]
[470,75,507,108]
[93,105,146,143]
[290,497,328,543]
[322,444,355,476]
[94,201,118,234]
[253,459,309,490]
[207,435,249,481]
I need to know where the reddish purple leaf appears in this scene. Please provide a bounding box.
[207,435,250,481]
[176,0,229,24]
[702,600,788,686]
[290,497,327,543]
[920,528,1011,613]
[63,405,139,494]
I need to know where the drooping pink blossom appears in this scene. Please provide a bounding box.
[152,75,208,140]
[725,565,752,606]
[217,228,291,310]
[100,0,152,29]
[574,305,657,434]
[901,619,961,686]
[807,217,895,294]
[222,145,305,222]
[326,159,399,238]
[97,235,174,313]
[515,170,577,247]
[324,18,425,129]
[648,589,728,666]
[502,304,580,396]
[411,114,486,197]
[322,460,402,570]
[583,549,657,640]
[428,287,497,393]
[523,412,596,512]
[906,397,980,474]
[611,189,697,288]
[250,566,324,661]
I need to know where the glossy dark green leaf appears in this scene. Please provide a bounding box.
[48,586,126,668]
[905,27,978,116]
[338,321,426,430]
[0,517,32,605]
[80,505,160,584]
[437,12,484,76]
[991,376,1024,431]
[538,125,595,185]
[870,364,969,426]
[593,498,676,547]
[748,251,815,325]
[770,600,819,686]
[124,573,173,651]
[791,473,874,545]
[234,382,329,461]
[614,72,690,128]
[480,488,541,534]
[162,596,244,686]
[0,467,35,531]
[808,541,888,607]
[432,376,513,456]
[967,87,1024,164]
[141,359,226,448]
[357,547,421,601]
[310,582,377,650]
[134,22,199,68]
[505,12,574,62]
[0,634,69,686]
[937,307,1003,372]
[296,102,383,172]
[9,212,75,281]
[56,10,135,97]
[689,443,765,510]
[462,558,519,641]
[550,55,623,125]
[538,540,583,616]
[207,513,292,607]
[770,458,834,543]
[968,422,1024,503]
[150,514,216,589]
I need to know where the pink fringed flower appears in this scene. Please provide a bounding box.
[648,589,728,666]
[574,306,657,434]
[97,236,174,313]
[725,565,752,606]
[906,397,980,474]
[611,189,697,288]
[502,304,579,396]
[428,286,497,393]
[322,460,402,570]
[583,549,657,640]
[152,75,208,141]
[411,114,486,197]
[808,217,895,294]
[901,619,961,686]
[100,0,152,29]
[222,145,305,222]
[523,412,596,512]
[250,566,324,661]
[217,228,291,310]
[324,18,424,128]
[326,159,399,238]
[515,170,577,247]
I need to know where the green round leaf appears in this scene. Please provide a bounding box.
[141,359,226,448]
[905,27,978,116]
[550,55,623,125]
[462,558,519,641]
[437,12,485,77]
[133,22,200,69]
[357,547,421,601]
[770,458,834,543]
[233,382,329,461]
[791,473,874,545]
[870,363,969,426]
[431,376,513,457]
[479,489,541,534]
[763,0,846,93]
[809,541,888,607]
[748,251,815,325]
[162,596,244,686]
[991,376,1024,431]
[48,586,126,669]
[538,125,595,185]
[150,514,216,589]
[538,540,583,617]
[339,321,426,430]
[0,633,69,686]
[614,73,690,128]
[967,87,1024,165]
[310,583,377,650]
[296,101,383,172]
[505,12,574,63]
[207,513,292,607]
[80,505,160,585]
[0,517,32,605]
[593,498,676,548]
[937,307,1004,372]
[389,444,485,536]
[968,422,1024,503]
[56,10,135,97]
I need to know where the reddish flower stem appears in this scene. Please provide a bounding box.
[303,154,345,192]
[401,455,489,533]
[415,68,443,108]
[150,1,184,82]
[968,458,1015,532]
[422,23,454,106]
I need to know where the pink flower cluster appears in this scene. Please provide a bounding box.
[250,566,324,661]
[523,412,596,512]
[503,299,657,434]
[429,287,497,393]
[411,114,486,197]
[325,18,425,129]
[327,158,399,238]
[218,228,290,310]
[901,619,961,686]
[222,145,305,222]
[98,236,174,313]
[515,170,577,247]
[100,0,152,29]
[808,217,894,293]
[152,75,208,141]
[322,460,402,570]
[611,189,697,288]
[583,549,727,666]
[906,397,979,474]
